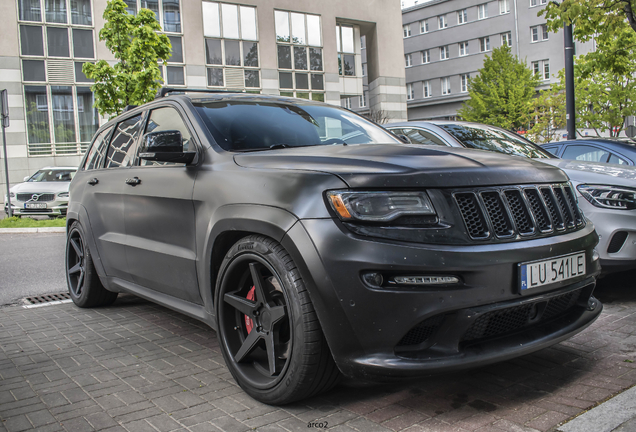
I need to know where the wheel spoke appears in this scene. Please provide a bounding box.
[249,263,268,305]
[224,293,256,316]
[76,270,84,295]
[68,262,82,275]
[233,329,261,363]
[264,332,278,376]
[268,305,287,327]
[70,238,83,258]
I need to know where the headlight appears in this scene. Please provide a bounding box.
[326,190,436,222]
[577,184,636,210]
[58,192,69,198]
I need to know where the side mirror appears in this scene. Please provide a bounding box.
[23,176,30,182]
[397,134,411,144]
[139,130,196,164]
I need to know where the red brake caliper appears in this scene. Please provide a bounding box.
[244,286,256,334]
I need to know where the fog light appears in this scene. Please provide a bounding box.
[592,249,600,262]
[392,276,460,285]
[587,297,599,311]
[362,272,384,287]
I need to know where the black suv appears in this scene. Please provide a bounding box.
[66,91,602,404]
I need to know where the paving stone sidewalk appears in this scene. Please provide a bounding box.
[0,292,635,432]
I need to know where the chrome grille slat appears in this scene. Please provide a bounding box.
[16,193,56,202]
[455,184,584,241]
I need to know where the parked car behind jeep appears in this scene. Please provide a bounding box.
[67,92,602,405]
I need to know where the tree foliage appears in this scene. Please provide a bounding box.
[83,0,171,118]
[540,0,636,76]
[458,46,540,132]
[526,89,566,144]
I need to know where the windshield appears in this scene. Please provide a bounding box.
[27,169,76,182]
[193,100,401,151]
[437,124,554,159]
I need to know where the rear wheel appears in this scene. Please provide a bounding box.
[215,235,340,404]
[66,221,117,308]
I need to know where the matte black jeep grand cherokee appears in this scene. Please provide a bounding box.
[66,91,602,404]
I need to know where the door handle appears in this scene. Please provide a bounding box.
[87,178,99,185]
[125,177,141,186]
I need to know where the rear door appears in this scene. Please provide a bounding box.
[121,105,202,304]
[81,113,146,281]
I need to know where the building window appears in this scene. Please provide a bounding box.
[341,97,351,109]
[362,63,366,76]
[420,20,429,33]
[359,92,366,107]
[479,36,490,52]
[457,9,467,24]
[403,24,411,38]
[125,0,182,32]
[501,32,512,47]
[407,83,414,100]
[499,0,510,14]
[530,0,547,6]
[422,49,430,63]
[478,4,488,19]
[203,2,259,90]
[461,74,470,92]
[459,41,468,56]
[438,15,447,29]
[405,53,412,67]
[531,25,549,42]
[423,80,431,98]
[441,77,451,95]
[440,45,450,60]
[336,24,358,78]
[532,59,550,80]
[274,10,324,100]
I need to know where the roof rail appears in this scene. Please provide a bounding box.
[123,104,138,112]
[156,88,238,99]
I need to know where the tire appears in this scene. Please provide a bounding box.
[66,221,118,308]
[215,235,340,405]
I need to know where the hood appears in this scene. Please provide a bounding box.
[10,181,71,194]
[234,144,569,188]
[540,159,636,187]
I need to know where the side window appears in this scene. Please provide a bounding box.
[562,145,610,163]
[84,126,113,170]
[542,145,559,156]
[140,107,193,166]
[608,153,631,165]
[105,114,145,168]
[402,128,448,146]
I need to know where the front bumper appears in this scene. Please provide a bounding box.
[283,218,601,380]
[5,200,68,216]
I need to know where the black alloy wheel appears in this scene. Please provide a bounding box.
[65,221,118,308]
[216,235,340,404]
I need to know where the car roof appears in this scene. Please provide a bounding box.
[542,138,636,151]
[36,166,78,170]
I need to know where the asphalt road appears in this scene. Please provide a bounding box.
[0,232,67,306]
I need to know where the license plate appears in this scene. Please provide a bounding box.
[25,203,47,209]
[520,252,586,291]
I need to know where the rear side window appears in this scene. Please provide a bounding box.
[105,114,145,168]
[140,107,193,167]
[562,145,609,163]
[542,145,559,156]
[84,127,113,170]
[608,153,631,165]
[400,128,447,146]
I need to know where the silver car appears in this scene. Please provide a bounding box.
[387,121,636,274]
[4,166,77,218]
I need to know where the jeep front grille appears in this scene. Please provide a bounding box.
[454,184,584,241]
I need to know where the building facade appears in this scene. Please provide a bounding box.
[401,0,594,120]
[0,0,407,191]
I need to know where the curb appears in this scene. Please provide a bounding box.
[0,227,66,234]
[558,385,636,432]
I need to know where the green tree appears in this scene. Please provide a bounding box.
[540,1,636,76]
[458,45,540,132]
[526,88,566,143]
[83,0,171,118]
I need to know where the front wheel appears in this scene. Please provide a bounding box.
[215,235,340,404]
[66,221,117,308]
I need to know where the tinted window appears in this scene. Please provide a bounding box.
[562,145,609,163]
[84,127,113,170]
[608,153,630,165]
[542,145,559,156]
[105,114,144,168]
[437,124,553,158]
[399,128,448,146]
[193,100,401,151]
[141,107,192,166]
